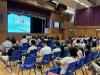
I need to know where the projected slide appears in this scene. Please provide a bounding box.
[54,21,60,29]
[8,13,31,33]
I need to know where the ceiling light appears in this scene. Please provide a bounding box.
[74,0,91,8]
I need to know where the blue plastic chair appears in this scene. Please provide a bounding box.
[65,61,77,75]
[9,50,22,73]
[29,49,37,56]
[18,55,36,75]
[53,51,61,59]
[38,54,51,75]
[9,50,22,61]
[20,43,29,54]
[97,51,100,58]
[75,57,86,75]
[63,49,69,57]
[46,66,60,75]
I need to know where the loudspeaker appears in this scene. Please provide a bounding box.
[55,3,67,11]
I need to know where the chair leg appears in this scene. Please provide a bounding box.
[29,69,31,75]
[81,68,85,75]
[18,68,20,75]
[21,69,23,75]
[34,69,36,75]
[48,62,51,68]
[52,60,55,67]
[74,71,77,75]
[83,66,88,75]
[9,62,12,73]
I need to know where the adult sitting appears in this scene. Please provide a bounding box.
[55,47,78,75]
[27,40,37,54]
[37,40,52,63]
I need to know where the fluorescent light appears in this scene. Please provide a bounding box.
[74,0,91,8]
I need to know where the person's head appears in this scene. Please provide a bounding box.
[76,39,80,43]
[22,35,26,38]
[55,41,60,47]
[6,37,10,41]
[92,41,96,47]
[86,44,91,51]
[31,40,36,46]
[11,39,16,44]
[42,40,48,46]
[69,47,78,58]
[32,36,35,39]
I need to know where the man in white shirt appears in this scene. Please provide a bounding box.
[52,41,61,54]
[2,37,12,52]
[20,35,28,45]
[27,40,37,53]
[37,40,52,63]
[2,37,12,48]
[55,47,78,75]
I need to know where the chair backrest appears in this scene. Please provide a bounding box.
[53,51,61,59]
[41,54,51,64]
[38,42,43,48]
[23,55,36,68]
[46,66,61,75]
[20,43,29,53]
[76,57,85,69]
[10,50,22,61]
[90,51,99,60]
[63,49,69,57]
[97,51,100,58]
[65,61,77,75]
[30,49,37,56]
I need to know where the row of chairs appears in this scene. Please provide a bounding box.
[46,51,100,75]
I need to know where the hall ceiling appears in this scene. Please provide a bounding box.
[53,0,100,9]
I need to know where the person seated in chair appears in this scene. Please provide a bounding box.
[55,47,78,75]
[2,37,12,53]
[27,40,37,54]
[37,40,52,63]
[52,41,61,54]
